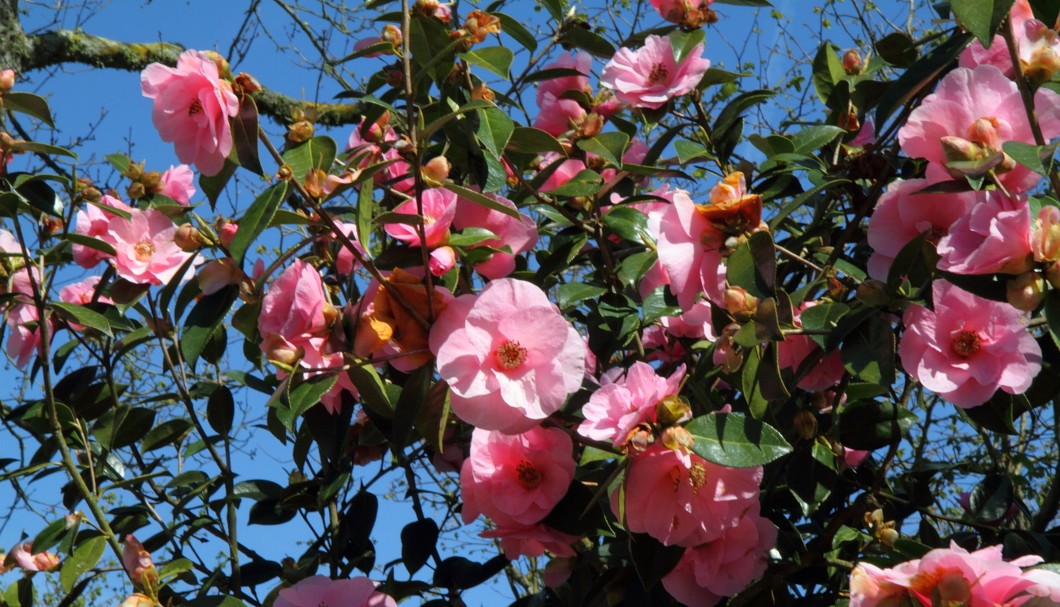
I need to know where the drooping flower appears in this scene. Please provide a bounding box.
[273,575,397,607]
[601,35,710,109]
[430,278,586,433]
[578,361,685,448]
[661,510,776,607]
[615,444,762,547]
[460,426,575,527]
[899,280,1041,408]
[141,50,240,176]
[649,0,716,28]
[353,267,451,372]
[106,208,199,286]
[936,191,1033,275]
[383,187,456,247]
[898,64,1060,193]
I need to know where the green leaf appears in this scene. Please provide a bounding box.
[675,140,711,164]
[726,231,777,299]
[50,302,112,337]
[60,536,106,593]
[442,183,521,219]
[686,412,793,467]
[232,95,264,176]
[507,126,566,155]
[8,140,77,159]
[393,364,433,449]
[556,283,607,309]
[875,32,919,67]
[812,43,846,104]
[476,107,514,193]
[459,46,514,78]
[141,418,193,451]
[840,315,895,384]
[278,374,339,429]
[714,0,771,5]
[401,519,439,575]
[448,227,499,247]
[30,518,70,555]
[207,386,235,435]
[62,233,116,257]
[1003,141,1057,176]
[559,25,616,58]
[105,153,132,174]
[602,206,650,244]
[838,400,916,450]
[576,132,630,168]
[713,89,776,142]
[180,285,239,369]
[199,159,238,208]
[951,0,1016,47]
[282,136,337,180]
[496,13,538,52]
[347,364,394,419]
[4,92,54,127]
[791,125,846,154]
[228,182,287,265]
[669,29,706,63]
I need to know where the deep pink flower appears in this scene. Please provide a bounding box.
[141,50,239,176]
[936,191,1033,275]
[661,510,776,607]
[898,65,1060,193]
[776,302,846,392]
[72,195,132,269]
[430,278,586,433]
[259,259,336,361]
[615,445,762,547]
[452,192,538,279]
[107,208,199,286]
[649,0,716,28]
[578,361,685,447]
[274,575,396,607]
[601,35,710,109]
[159,164,196,205]
[428,246,456,277]
[899,281,1041,408]
[867,179,977,280]
[649,187,727,309]
[383,187,456,247]
[460,426,575,527]
[535,93,588,137]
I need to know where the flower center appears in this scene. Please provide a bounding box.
[515,460,542,489]
[423,213,436,225]
[688,462,707,493]
[648,62,669,84]
[188,98,203,116]
[926,225,948,245]
[951,330,982,358]
[495,340,527,370]
[134,240,156,262]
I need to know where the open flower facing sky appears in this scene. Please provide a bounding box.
[430,278,585,433]
[899,281,1041,408]
[578,361,685,448]
[601,35,710,109]
[141,50,239,176]
[274,576,396,607]
[107,208,199,286]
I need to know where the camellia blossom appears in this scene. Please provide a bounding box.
[141,50,240,176]
[460,426,575,527]
[776,302,846,392]
[158,164,196,205]
[615,444,762,547]
[661,510,776,607]
[936,191,1033,275]
[899,281,1041,408]
[534,51,592,136]
[107,208,199,286]
[452,192,538,279]
[650,0,716,28]
[578,361,685,448]
[72,195,132,269]
[10,542,60,572]
[430,278,586,433]
[601,35,710,109]
[259,259,337,364]
[958,0,1060,82]
[273,575,396,607]
[898,64,1060,192]
[383,187,456,247]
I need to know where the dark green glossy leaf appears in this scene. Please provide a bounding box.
[686,412,793,467]
[50,302,112,337]
[282,136,337,180]
[180,285,240,369]
[401,518,439,575]
[228,182,288,265]
[838,400,916,450]
[207,386,235,435]
[459,46,514,78]
[951,0,1015,47]
[4,92,54,127]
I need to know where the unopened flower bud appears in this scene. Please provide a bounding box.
[381,24,403,46]
[655,395,692,427]
[576,112,605,139]
[304,168,328,199]
[660,426,695,455]
[80,186,103,203]
[0,69,15,93]
[263,333,304,366]
[217,221,239,248]
[174,224,206,252]
[122,535,159,588]
[842,49,863,75]
[429,246,456,277]
[125,161,145,181]
[288,120,315,144]
[384,64,405,88]
[878,527,899,547]
[120,593,160,607]
[422,155,451,186]
[722,286,758,321]
[792,410,817,439]
[234,72,261,94]
[141,170,162,194]
[593,96,621,118]
[1033,205,1060,262]
[1047,262,1060,289]
[1026,47,1060,84]
[837,111,860,132]
[856,279,890,307]
[127,182,147,200]
[42,216,64,236]
[1007,271,1045,311]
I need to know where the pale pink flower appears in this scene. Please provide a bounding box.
[936,191,1033,275]
[648,188,727,309]
[899,280,1041,408]
[197,258,244,295]
[452,192,538,279]
[601,35,710,109]
[849,117,876,147]
[325,220,366,275]
[615,445,762,547]
[537,153,588,193]
[661,510,776,607]
[480,523,579,560]
[11,542,59,572]
[536,52,592,107]
[141,50,239,176]
[898,64,1060,193]
[460,426,574,526]
[849,560,919,607]
[72,195,132,269]
[6,268,48,368]
[384,187,456,247]
[107,208,199,286]
[0,228,20,255]
[866,179,977,280]
[122,535,157,586]
[776,302,846,392]
[430,278,586,433]
[158,164,196,205]
[274,575,396,607]
[535,92,588,137]
[59,276,113,330]
[958,0,1043,78]
[578,361,685,447]
[259,259,336,361]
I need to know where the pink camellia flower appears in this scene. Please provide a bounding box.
[776,302,846,392]
[197,258,245,296]
[898,64,1060,193]
[259,259,337,364]
[936,191,1033,275]
[661,510,776,607]
[866,179,977,280]
[481,523,580,560]
[650,0,716,28]
[141,50,240,176]
[452,192,538,279]
[536,153,588,193]
[430,278,586,433]
[383,187,456,247]
[649,187,728,309]
[958,0,1060,82]
[601,35,710,109]
[158,164,196,205]
[11,542,60,572]
[848,560,921,607]
[461,426,575,527]
[72,195,132,269]
[59,276,114,331]
[122,535,158,587]
[274,575,396,607]
[899,280,1041,408]
[107,208,199,286]
[5,267,50,368]
[535,93,589,137]
[537,51,592,107]
[578,361,685,448]
[615,444,762,547]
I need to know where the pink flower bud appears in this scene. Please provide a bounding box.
[1033,205,1060,262]
[174,224,206,252]
[0,69,15,92]
[421,155,451,186]
[842,49,863,75]
[218,221,238,248]
[122,535,159,588]
[1006,271,1045,311]
[722,286,759,321]
[428,246,456,277]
